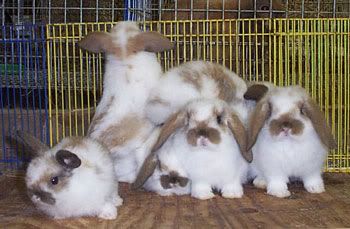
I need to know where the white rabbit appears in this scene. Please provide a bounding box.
[246,85,337,198]
[78,21,174,183]
[17,131,122,220]
[145,61,250,126]
[133,99,251,199]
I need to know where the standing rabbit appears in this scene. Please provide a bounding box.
[78,21,174,182]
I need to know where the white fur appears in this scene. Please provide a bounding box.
[87,22,166,182]
[26,137,122,219]
[249,86,328,198]
[145,61,250,126]
[145,99,248,199]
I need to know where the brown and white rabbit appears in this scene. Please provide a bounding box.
[78,21,173,183]
[145,61,250,126]
[134,98,252,199]
[246,85,337,198]
[17,131,122,219]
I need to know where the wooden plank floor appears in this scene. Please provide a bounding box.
[1,172,350,228]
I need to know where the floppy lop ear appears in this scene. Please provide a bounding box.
[56,150,82,169]
[131,110,187,190]
[78,31,114,53]
[227,113,252,162]
[247,100,271,151]
[128,31,174,54]
[244,84,269,102]
[302,99,337,149]
[15,130,49,157]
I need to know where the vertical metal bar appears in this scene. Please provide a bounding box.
[80,0,83,23]
[1,0,4,25]
[64,0,67,23]
[112,0,115,21]
[301,0,305,18]
[96,0,99,22]
[333,0,337,18]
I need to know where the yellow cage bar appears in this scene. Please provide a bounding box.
[46,18,350,173]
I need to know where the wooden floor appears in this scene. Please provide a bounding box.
[1,172,350,228]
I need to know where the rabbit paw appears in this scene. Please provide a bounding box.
[112,194,123,207]
[267,181,290,198]
[253,177,267,189]
[98,203,118,220]
[221,184,244,198]
[304,177,325,194]
[191,184,215,200]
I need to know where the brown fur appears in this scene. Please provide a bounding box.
[127,31,174,55]
[148,96,171,106]
[181,67,203,91]
[16,131,49,157]
[56,150,81,169]
[97,115,144,150]
[28,188,56,205]
[160,171,189,189]
[186,122,221,146]
[227,113,252,162]
[88,96,115,135]
[78,32,114,54]
[269,113,304,136]
[247,100,271,150]
[302,99,337,149]
[131,110,187,190]
[244,84,269,101]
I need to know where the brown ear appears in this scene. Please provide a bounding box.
[56,150,81,169]
[228,113,252,162]
[247,100,271,151]
[244,84,269,102]
[78,32,114,53]
[302,99,337,149]
[129,31,174,53]
[16,131,49,157]
[131,110,187,190]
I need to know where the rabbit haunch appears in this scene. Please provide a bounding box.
[247,85,336,198]
[19,131,122,220]
[146,61,249,126]
[79,21,173,182]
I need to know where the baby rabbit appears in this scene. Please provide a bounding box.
[246,85,337,198]
[145,61,250,126]
[17,131,122,219]
[134,99,251,199]
[79,21,173,183]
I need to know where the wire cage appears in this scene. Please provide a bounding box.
[0,1,349,172]
[0,24,48,170]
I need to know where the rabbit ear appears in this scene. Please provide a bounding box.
[247,100,271,151]
[16,131,49,157]
[227,113,252,162]
[131,110,187,190]
[56,150,81,169]
[78,31,114,53]
[244,84,269,102]
[302,99,337,149]
[129,31,174,53]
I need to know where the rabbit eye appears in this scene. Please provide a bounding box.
[216,115,222,124]
[51,176,59,185]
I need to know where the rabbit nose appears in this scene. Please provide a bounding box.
[197,129,208,137]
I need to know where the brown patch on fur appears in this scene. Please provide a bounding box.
[28,188,56,205]
[206,64,236,103]
[302,99,337,149]
[269,113,304,136]
[88,96,115,136]
[228,113,252,162]
[180,67,203,91]
[186,122,221,146]
[60,136,86,149]
[148,96,171,106]
[247,100,272,150]
[160,171,189,189]
[30,168,71,195]
[132,110,187,190]
[78,32,115,53]
[127,31,174,56]
[97,115,144,149]
[244,84,269,101]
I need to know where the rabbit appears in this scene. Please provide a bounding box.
[246,85,337,198]
[145,60,250,126]
[133,98,252,199]
[78,21,174,183]
[16,131,123,220]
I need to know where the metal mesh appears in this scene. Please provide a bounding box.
[0,24,49,170]
[46,19,350,172]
